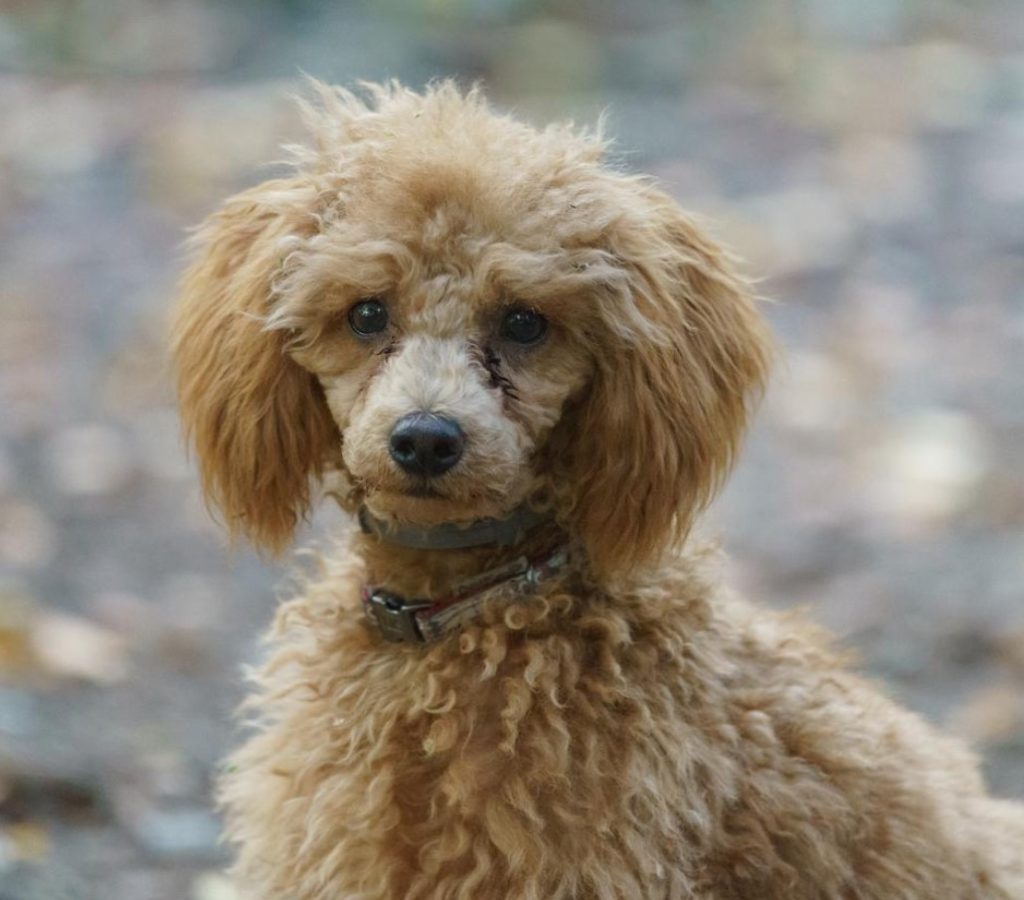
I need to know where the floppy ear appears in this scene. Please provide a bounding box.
[171,179,340,553]
[569,187,772,578]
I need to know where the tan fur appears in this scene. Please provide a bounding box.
[172,81,1024,899]
[171,180,341,552]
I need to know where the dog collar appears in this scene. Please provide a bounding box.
[358,504,551,550]
[362,545,569,644]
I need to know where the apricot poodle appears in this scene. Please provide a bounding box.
[171,81,1024,899]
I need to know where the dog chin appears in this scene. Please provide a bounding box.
[363,488,510,527]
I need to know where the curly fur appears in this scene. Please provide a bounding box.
[171,81,1024,899]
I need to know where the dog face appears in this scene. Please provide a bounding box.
[276,167,599,529]
[172,82,771,576]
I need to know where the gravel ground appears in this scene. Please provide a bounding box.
[1,1,1022,897]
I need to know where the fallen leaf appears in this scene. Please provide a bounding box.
[30,612,128,684]
[192,872,240,900]
[948,683,1023,745]
[2,822,51,862]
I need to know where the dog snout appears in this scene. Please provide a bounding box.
[388,412,465,478]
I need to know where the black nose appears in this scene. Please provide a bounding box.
[388,412,465,478]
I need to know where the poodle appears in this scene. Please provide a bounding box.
[171,81,1024,899]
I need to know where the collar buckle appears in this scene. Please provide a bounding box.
[363,590,432,643]
[362,544,571,645]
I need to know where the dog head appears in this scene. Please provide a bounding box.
[172,81,771,577]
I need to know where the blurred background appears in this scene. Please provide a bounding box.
[1,0,1022,897]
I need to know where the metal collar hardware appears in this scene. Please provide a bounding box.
[362,545,570,644]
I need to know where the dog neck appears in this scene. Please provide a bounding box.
[358,505,552,552]
[354,506,571,643]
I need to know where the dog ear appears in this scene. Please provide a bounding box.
[171,179,339,554]
[568,187,772,578]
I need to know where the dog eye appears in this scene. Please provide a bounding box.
[500,307,547,345]
[348,298,389,337]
